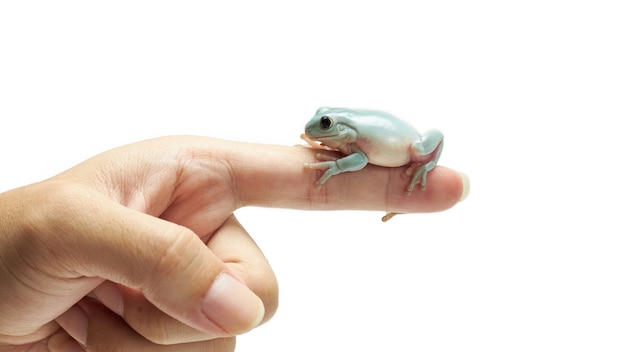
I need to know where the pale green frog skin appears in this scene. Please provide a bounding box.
[303,107,444,198]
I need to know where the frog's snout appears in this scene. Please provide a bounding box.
[304,126,313,135]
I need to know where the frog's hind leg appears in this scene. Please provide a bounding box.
[405,130,444,194]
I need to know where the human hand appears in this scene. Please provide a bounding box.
[0,136,467,351]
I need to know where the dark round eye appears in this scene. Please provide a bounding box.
[320,116,333,130]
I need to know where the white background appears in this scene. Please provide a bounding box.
[1,1,625,351]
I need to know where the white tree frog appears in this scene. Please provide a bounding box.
[302,107,443,220]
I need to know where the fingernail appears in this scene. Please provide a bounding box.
[459,172,470,202]
[201,272,265,334]
[55,304,88,347]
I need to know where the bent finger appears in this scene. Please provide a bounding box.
[91,215,278,344]
[27,184,264,340]
[206,215,279,324]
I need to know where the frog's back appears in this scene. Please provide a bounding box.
[344,109,418,137]
[341,109,420,167]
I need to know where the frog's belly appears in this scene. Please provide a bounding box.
[358,140,412,167]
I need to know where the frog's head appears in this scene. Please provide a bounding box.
[304,107,357,146]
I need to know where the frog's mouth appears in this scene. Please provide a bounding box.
[312,135,339,142]
[302,133,338,142]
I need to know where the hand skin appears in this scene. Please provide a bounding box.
[0,136,467,352]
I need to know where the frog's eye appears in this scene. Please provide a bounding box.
[320,116,333,130]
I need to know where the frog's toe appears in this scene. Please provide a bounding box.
[402,163,419,179]
[405,181,419,194]
[304,160,333,170]
[406,166,428,193]
[315,153,338,162]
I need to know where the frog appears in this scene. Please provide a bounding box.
[301,107,444,221]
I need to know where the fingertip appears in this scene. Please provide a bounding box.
[458,172,470,202]
[201,272,265,335]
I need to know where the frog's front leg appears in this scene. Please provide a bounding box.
[405,129,444,194]
[304,150,368,187]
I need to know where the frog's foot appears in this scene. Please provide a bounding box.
[404,161,437,195]
[382,212,399,222]
[303,154,341,187]
[305,152,368,188]
[401,163,421,179]
[304,153,342,188]
[304,160,341,187]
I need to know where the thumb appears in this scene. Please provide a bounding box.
[46,185,265,337]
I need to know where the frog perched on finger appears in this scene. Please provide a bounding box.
[302,107,444,221]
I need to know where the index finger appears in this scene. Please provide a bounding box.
[221,140,468,214]
[71,136,467,228]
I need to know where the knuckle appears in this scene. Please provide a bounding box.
[16,181,94,263]
[147,226,202,282]
[24,181,91,232]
